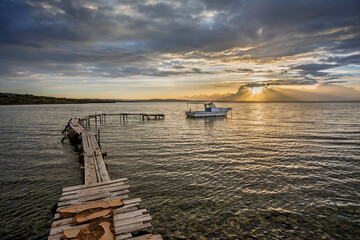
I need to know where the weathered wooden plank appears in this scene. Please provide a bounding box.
[62,179,128,194]
[48,233,61,240]
[76,209,112,224]
[116,233,133,240]
[57,201,139,219]
[85,135,95,157]
[129,234,163,240]
[114,209,147,221]
[123,198,141,205]
[54,196,136,221]
[114,215,151,228]
[92,155,101,182]
[81,134,89,154]
[89,135,100,151]
[60,188,129,202]
[115,206,139,215]
[95,151,110,182]
[84,155,97,185]
[71,184,130,197]
[110,189,130,198]
[51,207,138,233]
[51,209,112,232]
[57,194,129,210]
[64,188,109,201]
[58,192,110,207]
[53,213,60,220]
[49,223,89,236]
[51,218,72,228]
[59,198,124,214]
[115,222,151,235]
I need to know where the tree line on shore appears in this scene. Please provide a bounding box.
[0,93,116,105]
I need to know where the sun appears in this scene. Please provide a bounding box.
[250,87,263,94]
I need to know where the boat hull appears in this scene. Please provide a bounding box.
[185,110,230,118]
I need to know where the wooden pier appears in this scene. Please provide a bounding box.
[50,118,162,240]
[78,113,165,128]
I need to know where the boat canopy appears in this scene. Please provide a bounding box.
[187,101,214,106]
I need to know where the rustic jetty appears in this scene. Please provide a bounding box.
[51,118,162,240]
[77,113,165,128]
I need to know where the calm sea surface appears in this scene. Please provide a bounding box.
[0,102,359,239]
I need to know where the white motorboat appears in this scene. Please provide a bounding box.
[185,101,232,118]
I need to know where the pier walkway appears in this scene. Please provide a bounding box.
[49,117,162,240]
[78,113,165,128]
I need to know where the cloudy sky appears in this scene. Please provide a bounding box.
[1,0,360,100]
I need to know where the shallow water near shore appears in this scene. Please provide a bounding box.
[0,102,359,239]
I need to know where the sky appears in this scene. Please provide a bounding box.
[1,0,360,101]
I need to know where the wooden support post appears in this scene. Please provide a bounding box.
[97,129,101,148]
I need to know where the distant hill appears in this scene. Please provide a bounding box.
[0,93,116,105]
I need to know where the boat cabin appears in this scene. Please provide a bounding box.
[204,103,217,112]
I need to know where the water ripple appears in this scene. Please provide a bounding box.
[0,102,360,239]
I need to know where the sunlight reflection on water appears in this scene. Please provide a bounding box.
[0,102,359,239]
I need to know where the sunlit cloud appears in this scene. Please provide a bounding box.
[250,87,264,95]
[0,0,359,99]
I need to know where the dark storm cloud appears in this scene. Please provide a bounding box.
[293,53,360,79]
[293,63,340,77]
[0,0,359,84]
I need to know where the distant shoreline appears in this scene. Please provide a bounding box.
[1,93,359,105]
[0,93,117,105]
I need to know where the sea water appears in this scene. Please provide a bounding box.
[0,102,359,239]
